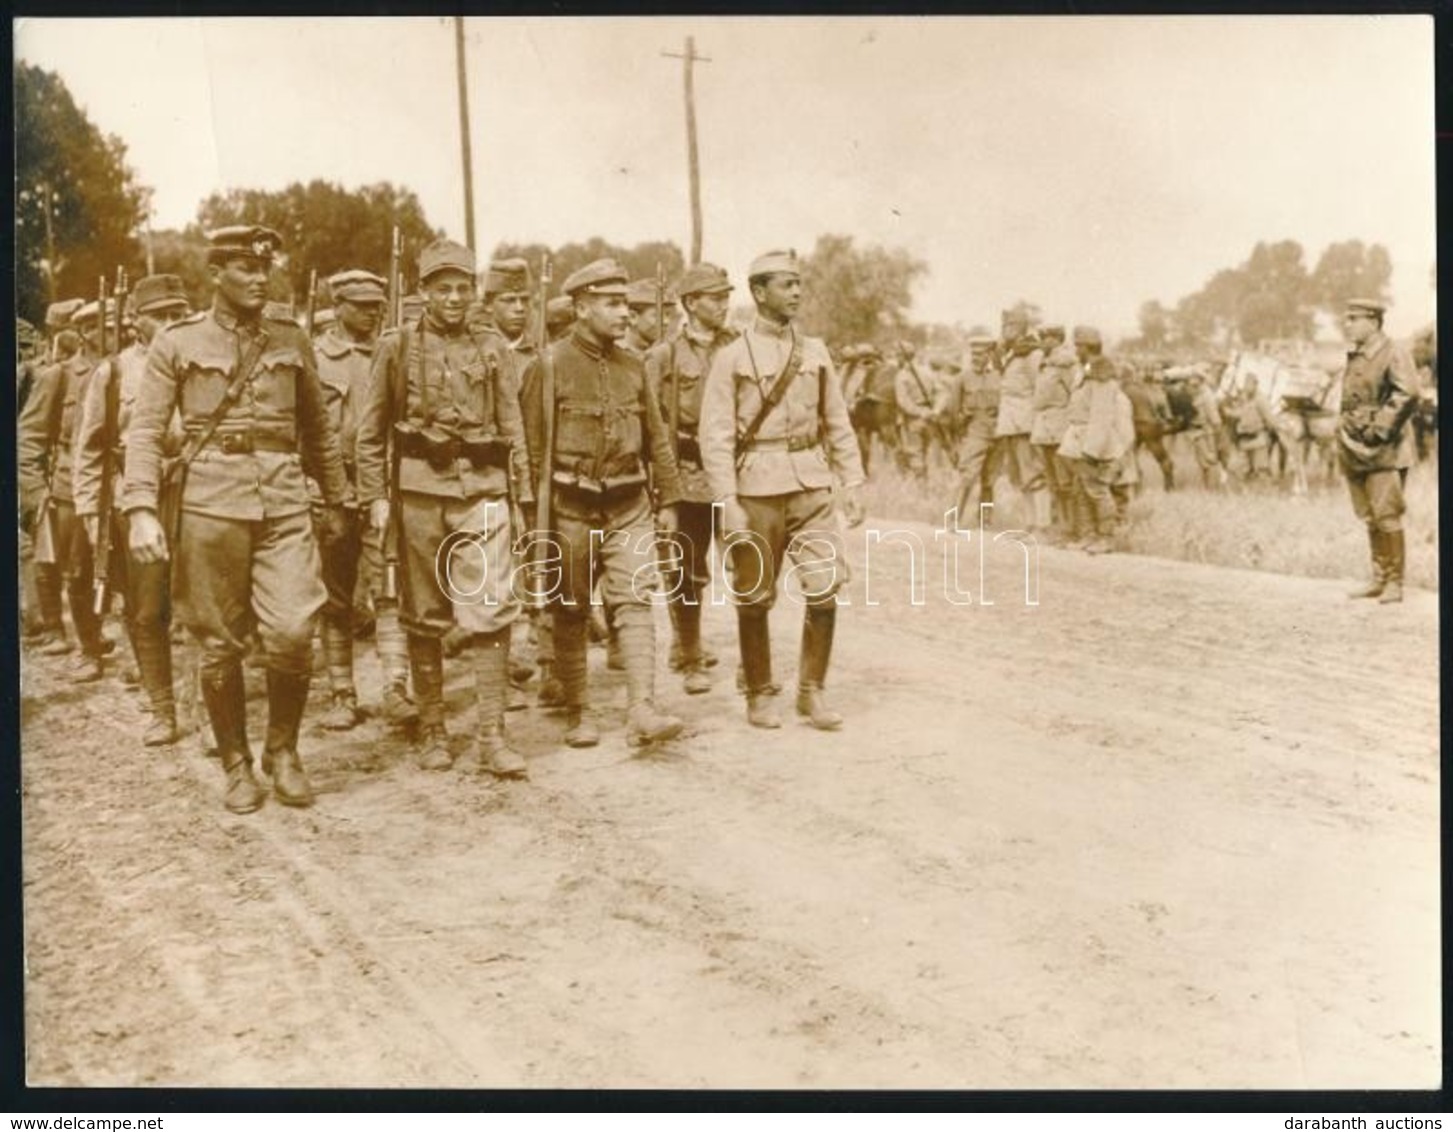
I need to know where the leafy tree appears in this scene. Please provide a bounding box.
[196,180,442,306]
[14,62,150,325]
[796,234,927,346]
[1308,240,1392,316]
[1137,300,1171,349]
[146,228,212,311]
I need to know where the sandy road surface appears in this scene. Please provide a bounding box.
[21,520,1439,1089]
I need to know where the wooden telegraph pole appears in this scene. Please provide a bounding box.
[455,16,477,251]
[662,37,710,266]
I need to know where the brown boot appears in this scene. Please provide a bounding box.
[262,669,314,807]
[673,603,712,695]
[1378,530,1404,604]
[1348,529,1387,599]
[202,661,264,814]
[474,629,527,778]
[617,607,682,747]
[555,613,598,748]
[795,605,844,731]
[131,616,177,746]
[739,609,781,729]
[408,633,453,770]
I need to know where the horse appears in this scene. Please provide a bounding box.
[1216,348,1343,495]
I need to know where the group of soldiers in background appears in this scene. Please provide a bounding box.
[17,230,863,816]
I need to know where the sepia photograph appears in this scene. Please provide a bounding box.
[10,13,1439,1094]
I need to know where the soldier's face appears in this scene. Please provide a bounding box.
[212,256,270,313]
[578,294,629,342]
[1341,310,1378,346]
[628,306,660,345]
[337,299,382,339]
[489,292,530,338]
[687,291,729,333]
[135,305,188,345]
[424,270,475,329]
[753,273,801,322]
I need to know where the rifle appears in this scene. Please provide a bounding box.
[655,261,666,345]
[530,254,556,610]
[304,268,318,337]
[380,225,404,601]
[92,268,128,615]
[388,226,402,331]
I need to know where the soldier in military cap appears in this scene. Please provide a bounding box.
[311,269,416,731]
[73,275,192,743]
[476,257,534,357]
[1030,324,1081,541]
[18,296,120,680]
[621,277,670,358]
[519,257,686,749]
[891,340,952,484]
[1058,326,1134,555]
[544,296,575,343]
[994,308,1051,532]
[644,262,736,694]
[698,249,866,731]
[124,225,350,813]
[356,239,533,776]
[952,335,1003,525]
[1337,298,1420,603]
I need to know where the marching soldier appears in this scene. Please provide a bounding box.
[1030,325,1080,542]
[994,310,1051,532]
[698,249,866,731]
[19,298,114,680]
[124,225,350,814]
[356,239,532,776]
[952,335,1002,525]
[643,262,736,695]
[519,258,686,750]
[1338,297,1419,604]
[73,274,192,744]
[311,269,417,730]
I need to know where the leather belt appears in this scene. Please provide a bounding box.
[741,432,821,453]
[206,432,296,455]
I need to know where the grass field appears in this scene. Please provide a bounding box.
[858,436,1440,592]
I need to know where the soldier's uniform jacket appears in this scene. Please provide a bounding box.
[18,350,97,508]
[893,361,949,420]
[1338,330,1419,473]
[312,326,379,507]
[1077,359,1136,462]
[73,342,156,518]
[994,344,1042,437]
[698,318,865,502]
[355,316,530,505]
[955,359,1002,420]
[519,324,683,510]
[644,323,737,505]
[122,307,347,520]
[1030,344,1080,445]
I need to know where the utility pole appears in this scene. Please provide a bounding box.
[662,37,710,265]
[42,182,58,307]
[144,211,156,275]
[455,15,477,251]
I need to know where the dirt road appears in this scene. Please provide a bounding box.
[21,521,1440,1089]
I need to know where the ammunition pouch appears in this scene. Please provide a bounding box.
[395,422,510,473]
[675,431,703,467]
[551,462,648,505]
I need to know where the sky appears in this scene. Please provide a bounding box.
[14,15,1437,338]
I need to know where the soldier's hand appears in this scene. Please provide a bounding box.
[370,499,391,533]
[320,504,348,544]
[656,504,681,535]
[83,515,99,551]
[842,485,866,529]
[720,497,750,537]
[128,509,169,565]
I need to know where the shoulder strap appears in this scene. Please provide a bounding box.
[170,330,270,475]
[735,331,804,464]
[905,360,933,406]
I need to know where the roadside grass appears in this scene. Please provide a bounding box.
[857,441,1439,592]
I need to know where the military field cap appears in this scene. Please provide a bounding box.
[1040,324,1066,342]
[401,293,426,322]
[968,334,996,347]
[860,342,883,359]
[329,269,387,305]
[206,225,283,264]
[545,295,576,329]
[626,278,669,309]
[45,298,85,330]
[131,274,190,315]
[1001,308,1028,327]
[419,239,476,282]
[1072,325,1102,345]
[314,308,336,331]
[676,262,733,298]
[563,258,630,298]
[929,348,961,371]
[748,249,801,279]
[71,298,119,326]
[1344,297,1387,318]
[840,344,862,362]
[483,257,532,297]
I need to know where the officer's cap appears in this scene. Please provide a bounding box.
[418,239,475,283]
[71,298,119,327]
[484,257,532,297]
[45,299,85,330]
[328,269,387,305]
[206,225,283,266]
[676,262,733,299]
[747,249,801,280]
[1344,297,1387,319]
[1072,325,1102,346]
[626,278,669,310]
[131,274,190,315]
[545,295,576,331]
[563,258,630,298]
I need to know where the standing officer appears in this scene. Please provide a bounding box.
[74,274,192,744]
[312,269,417,731]
[124,226,350,814]
[698,250,866,731]
[994,310,1050,531]
[952,335,1002,525]
[644,262,736,695]
[356,239,533,776]
[1338,298,1419,603]
[519,258,686,750]
[1030,325,1080,541]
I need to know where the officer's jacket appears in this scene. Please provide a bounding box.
[1338,330,1419,472]
[18,351,96,507]
[994,345,1042,436]
[893,362,949,419]
[1030,344,1080,445]
[956,360,1002,418]
[644,323,737,505]
[73,342,170,518]
[122,306,347,521]
[355,315,529,505]
[519,324,682,509]
[698,317,865,502]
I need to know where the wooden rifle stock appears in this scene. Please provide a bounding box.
[92,271,125,614]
